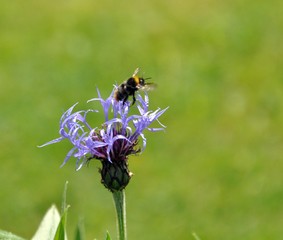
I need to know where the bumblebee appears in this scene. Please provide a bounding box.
[114,68,156,105]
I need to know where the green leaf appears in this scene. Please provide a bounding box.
[54,181,70,240]
[0,230,26,240]
[32,182,70,240]
[192,232,201,240]
[74,218,85,240]
[53,212,67,240]
[31,205,60,240]
[105,231,112,240]
[61,181,69,215]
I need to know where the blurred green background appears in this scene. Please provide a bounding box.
[1,0,283,239]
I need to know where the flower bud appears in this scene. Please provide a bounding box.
[100,160,133,192]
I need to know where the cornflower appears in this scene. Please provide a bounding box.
[40,87,168,192]
[40,77,168,240]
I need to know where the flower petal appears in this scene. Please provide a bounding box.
[40,84,168,170]
[38,137,64,147]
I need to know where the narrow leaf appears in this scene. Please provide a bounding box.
[74,218,85,240]
[54,181,70,240]
[0,230,26,240]
[31,205,60,240]
[61,181,69,215]
[192,232,201,240]
[105,231,112,240]
[53,213,66,240]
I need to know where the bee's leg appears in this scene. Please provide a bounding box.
[123,95,128,105]
[132,92,136,105]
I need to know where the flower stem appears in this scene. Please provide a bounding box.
[112,190,127,240]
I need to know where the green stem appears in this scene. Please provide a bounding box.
[112,190,127,240]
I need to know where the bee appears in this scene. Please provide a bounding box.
[114,68,156,105]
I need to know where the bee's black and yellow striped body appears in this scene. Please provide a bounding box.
[114,68,155,105]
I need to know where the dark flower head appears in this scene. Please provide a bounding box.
[40,87,168,191]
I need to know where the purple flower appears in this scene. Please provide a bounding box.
[40,87,168,191]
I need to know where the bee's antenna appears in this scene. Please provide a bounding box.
[132,68,140,77]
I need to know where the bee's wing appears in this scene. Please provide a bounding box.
[132,68,140,77]
[139,83,157,91]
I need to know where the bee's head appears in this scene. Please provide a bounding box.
[139,77,151,86]
[139,77,145,86]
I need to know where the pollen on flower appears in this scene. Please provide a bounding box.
[40,83,168,191]
[88,124,140,163]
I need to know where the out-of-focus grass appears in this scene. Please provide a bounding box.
[1,0,283,239]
